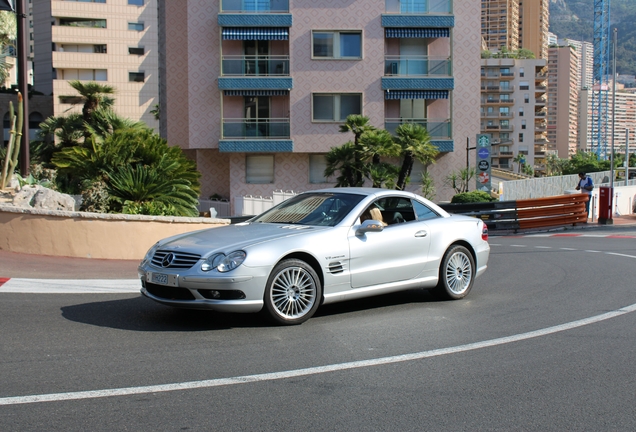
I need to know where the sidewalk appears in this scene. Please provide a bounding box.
[1,215,635,292]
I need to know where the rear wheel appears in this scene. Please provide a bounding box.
[262,259,321,325]
[434,245,475,300]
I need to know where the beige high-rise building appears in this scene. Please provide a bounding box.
[547,45,579,158]
[518,0,549,59]
[32,0,159,130]
[481,0,549,59]
[481,58,548,172]
[564,39,594,90]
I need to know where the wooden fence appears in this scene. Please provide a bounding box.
[439,194,588,231]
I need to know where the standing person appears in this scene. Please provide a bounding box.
[575,172,594,218]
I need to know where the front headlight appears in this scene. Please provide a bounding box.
[142,242,160,265]
[201,251,247,272]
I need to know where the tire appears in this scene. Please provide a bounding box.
[262,259,322,325]
[434,245,475,300]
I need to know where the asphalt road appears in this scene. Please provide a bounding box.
[2,230,636,431]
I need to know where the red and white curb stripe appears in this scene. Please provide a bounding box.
[495,233,636,239]
[0,278,139,293]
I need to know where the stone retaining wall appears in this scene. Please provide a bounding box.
[0,205,230,260]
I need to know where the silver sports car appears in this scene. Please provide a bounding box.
[139,188,490,325]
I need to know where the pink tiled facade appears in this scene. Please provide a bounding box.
[161,1,481,211]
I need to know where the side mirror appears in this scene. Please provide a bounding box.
[356,220,384,236]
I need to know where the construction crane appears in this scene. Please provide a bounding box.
[591,0,610,159]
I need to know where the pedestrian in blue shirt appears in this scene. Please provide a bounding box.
[575,172,593,217]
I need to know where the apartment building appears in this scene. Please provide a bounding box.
[480,58,548,171]
[579,87,636,153]
[158,0,481,208]
[564,38,593,90]
[518,0,549,60]
[32,0,159,129]
[547,45,579,158]
[481,0,549,59]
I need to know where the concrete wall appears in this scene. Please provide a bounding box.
[0,206,229,260]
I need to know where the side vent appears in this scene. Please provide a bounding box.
[327,261,345,274]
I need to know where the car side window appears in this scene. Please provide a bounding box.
[374,197,416,225]
[412,200,439,221]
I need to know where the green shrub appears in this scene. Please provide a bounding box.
[451,191,497,204]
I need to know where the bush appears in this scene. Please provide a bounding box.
[451,191,497,204]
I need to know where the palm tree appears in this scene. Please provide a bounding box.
[339,115,375,185]
[393,123,439,191]
[324,142,362,187]
[359,129,400,187]
[68,80,116,123]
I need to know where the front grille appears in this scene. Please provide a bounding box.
[151,250,201,269]
[145,282,196,300]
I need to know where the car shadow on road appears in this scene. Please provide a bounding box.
[60,296,264,331]
[60,288,448,331]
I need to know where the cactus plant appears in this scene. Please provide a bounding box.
[1,93,24,189]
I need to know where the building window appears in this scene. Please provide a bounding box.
[312,93,362,122]
[128,22,144,31]
[521,120,526,129]
[309,154,331,184]
[400,0,427,13]
[519,133,524,142]
[524,93,529,103]
[128,47,145,55]
[519,108,524,117]
[519,81,529,90]
[128,0,144,5]
[59,18,106,28]
[312,31,362,59]
[57,44,106,53]
[129,72,145,82]
[246,155,274,184]
[519,67,524,77]
[59,69,107,81]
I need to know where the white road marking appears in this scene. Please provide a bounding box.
[585,250,601,253]
[606,252,636,259]
[0,279,140,293]
[510,245,526,247]
[560,248,577,251]
[2,302,635,407]
[535,246,552,249]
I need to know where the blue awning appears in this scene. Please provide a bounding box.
[385,90,449,100]
[385,28,450,38]
[224,90,289,96]
[222,27,289,40]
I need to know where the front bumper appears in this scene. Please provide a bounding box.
[138,264,268,313]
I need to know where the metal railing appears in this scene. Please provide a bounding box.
[222,118,290,139]
[221,55,290,76]
[385,0,452,14]
[221,0,289,13]
[384,56,451,76]
[384,118,451,138]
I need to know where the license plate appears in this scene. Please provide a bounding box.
[148,272,178,287]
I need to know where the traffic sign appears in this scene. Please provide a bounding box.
[478,148,490,159]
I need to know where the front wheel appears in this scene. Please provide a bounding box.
[434,245,475,300]
[262,259,322,325]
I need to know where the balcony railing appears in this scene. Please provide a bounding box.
[384,118,451,138]
[385,0,452,14]
[223,118,290,139]
[222,56,290,76]
[221,0,289,12]
[384,56,451,76]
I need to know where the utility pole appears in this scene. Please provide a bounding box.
[17,0,29,176]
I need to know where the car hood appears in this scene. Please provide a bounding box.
[155,222,329,256]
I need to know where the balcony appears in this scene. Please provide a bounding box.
[384,56,451,77]
[483,98,515,105]
[385,0,452,14]
[384,118,451,138]
[535,98,546,105]
[219,0,292,27]
[222,118,290,139]
[221,0,289,12]
[222,55,289,76]
[498,151,513,157]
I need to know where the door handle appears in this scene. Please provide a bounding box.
[415,230,428,237]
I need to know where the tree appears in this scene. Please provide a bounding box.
[0,11,15,85]
[68,80,116,123]
[445,167,476,194]
[324,142,362,187]
[393,123,439,191]
[358,129,400,187]
[513,153,526,173]
[338,115,375,186]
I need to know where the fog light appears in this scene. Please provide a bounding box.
[210,290,221,299]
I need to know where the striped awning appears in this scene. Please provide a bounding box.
[222,27,289,40]
[224,90,290,97]
[385,90,449,100]
[385,28,450,38]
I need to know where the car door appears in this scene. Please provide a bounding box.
[347,197,432,289]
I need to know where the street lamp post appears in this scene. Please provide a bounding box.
[16,0,29,176]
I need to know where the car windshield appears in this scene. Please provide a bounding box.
[251,193,365,226]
